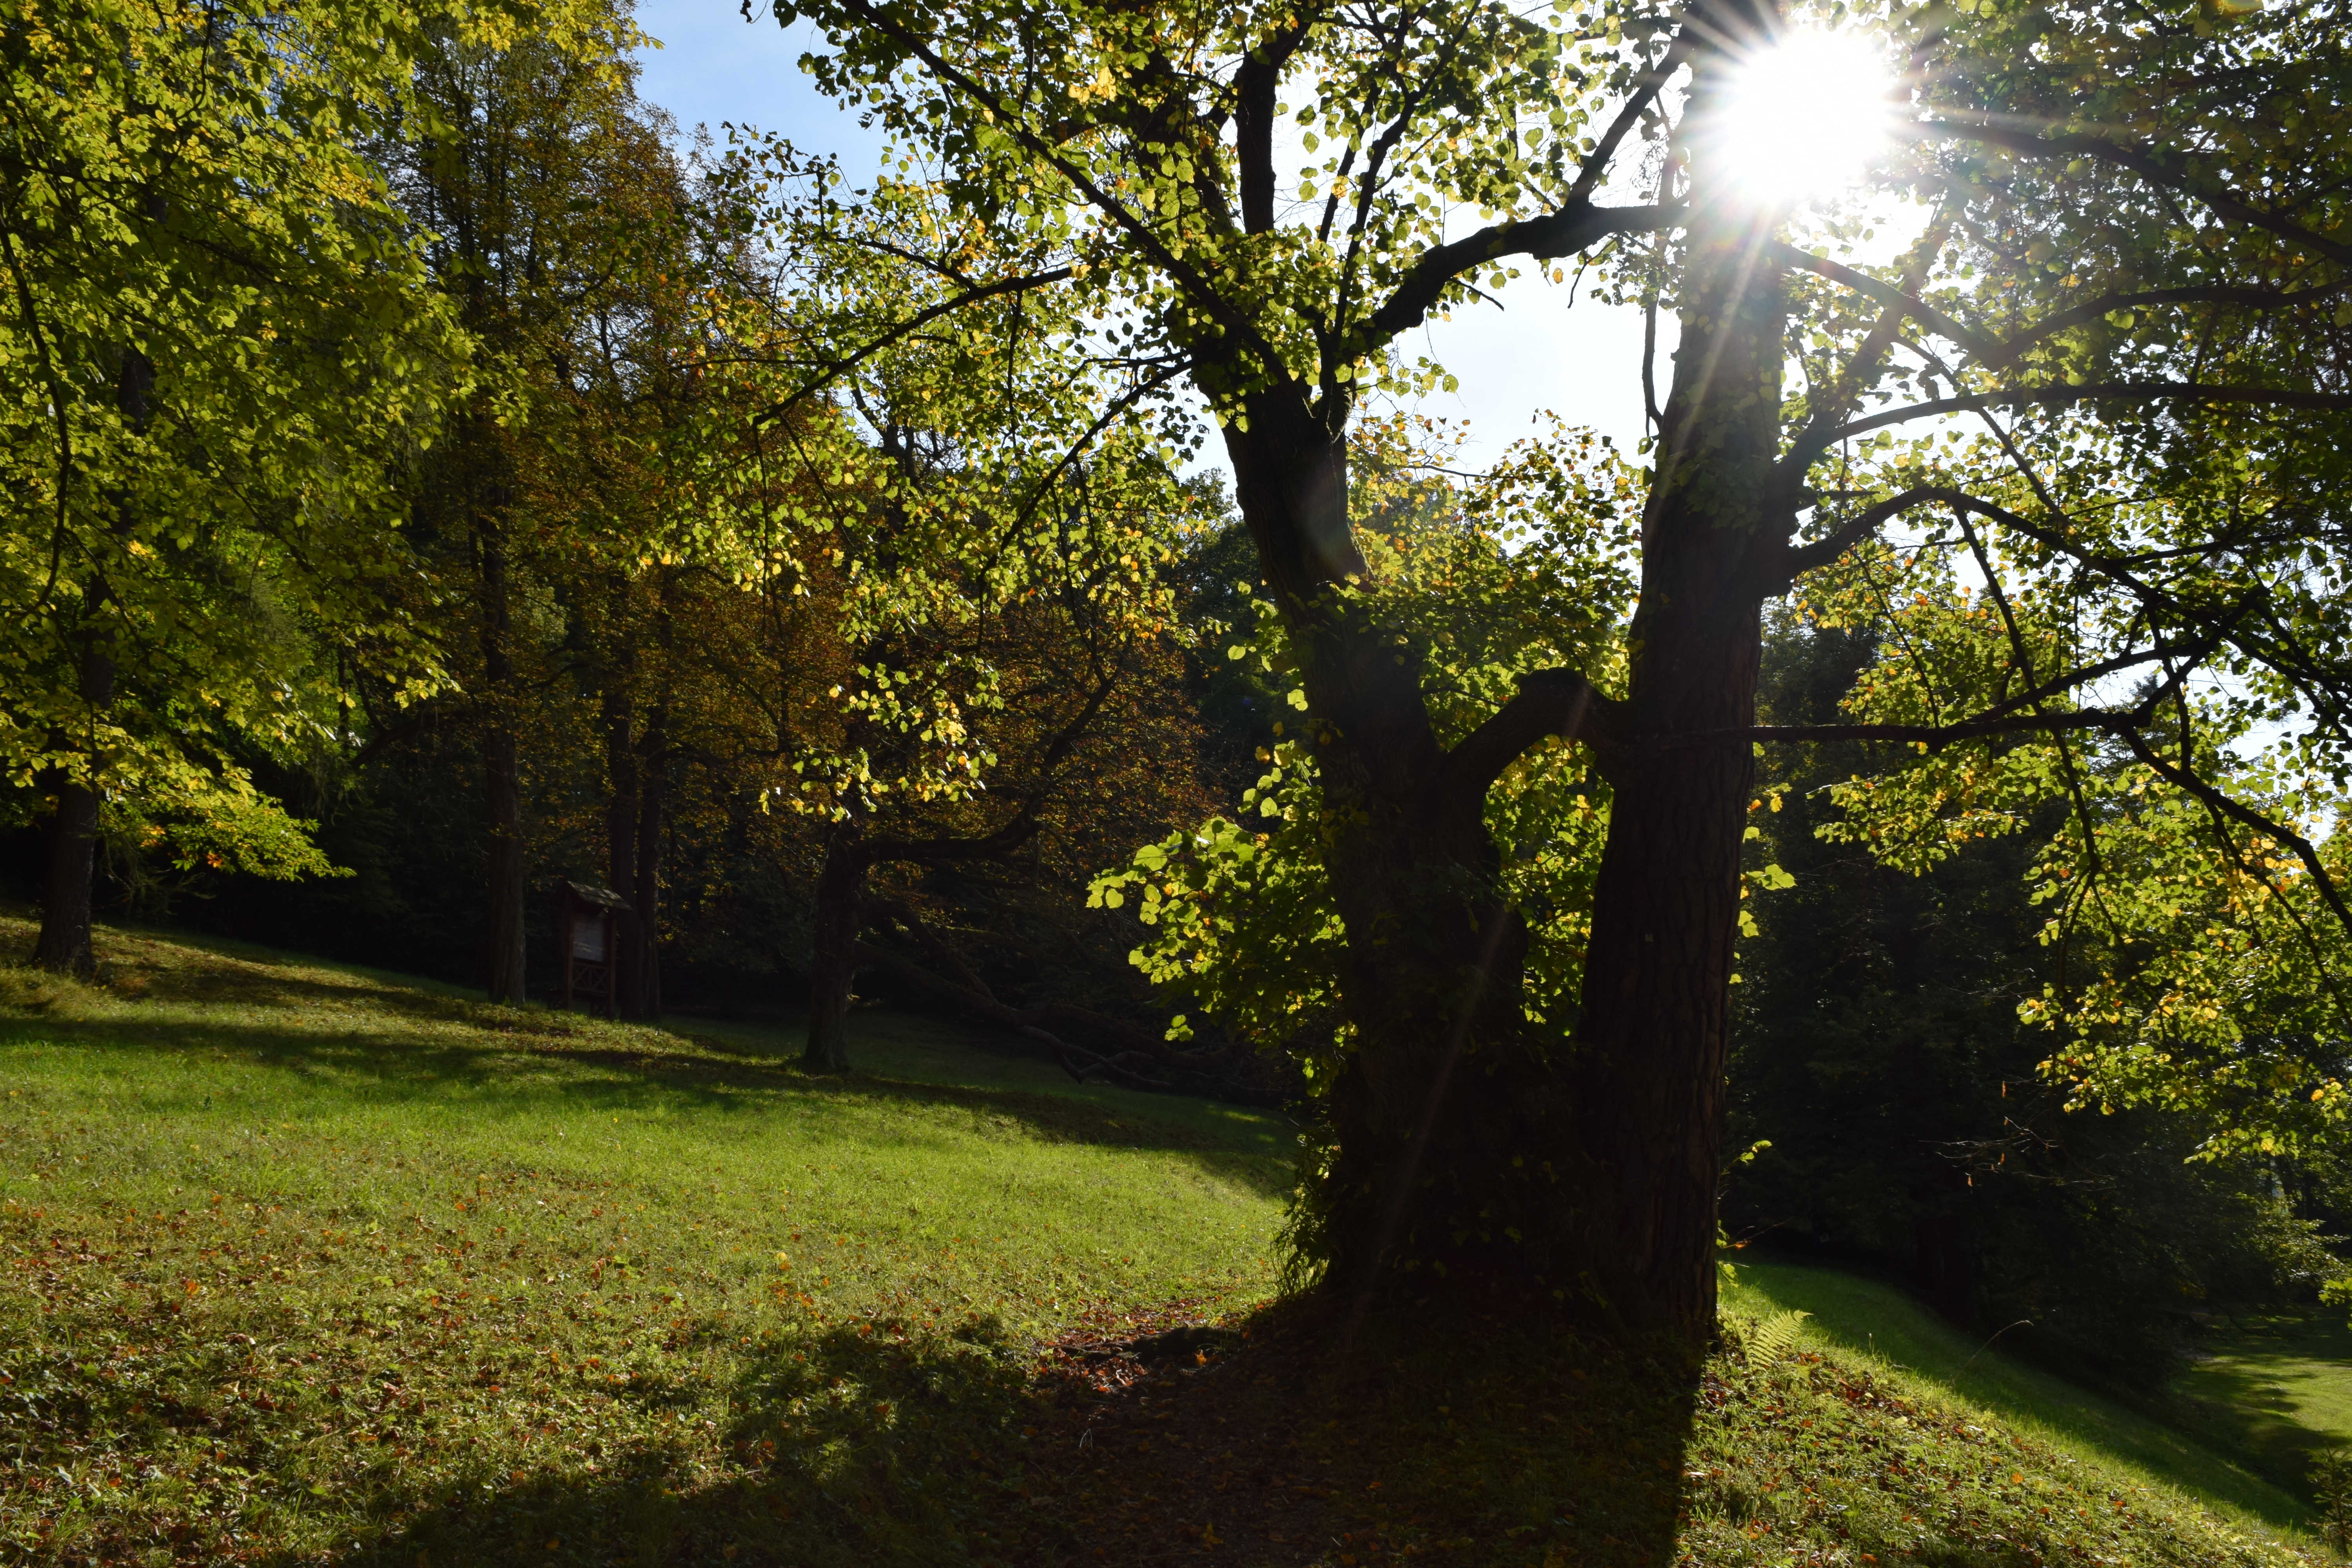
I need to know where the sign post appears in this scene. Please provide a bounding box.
[554,881,632,1019]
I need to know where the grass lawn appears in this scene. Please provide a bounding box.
[1725,1258,2315,1534]
[0,915,2335,1567]
[2168,1311,2352,1492]
[0,916,1284,1564]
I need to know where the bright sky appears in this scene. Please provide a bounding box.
[629,0,1664,468]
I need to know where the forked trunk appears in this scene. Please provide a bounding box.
[802,835,867,1073]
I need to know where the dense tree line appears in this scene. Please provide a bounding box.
[5,0,2352,1376]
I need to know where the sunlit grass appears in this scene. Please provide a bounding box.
[0,915,2332,1566]
[0,916,1286,1564]
[1727,1258,2319,1540]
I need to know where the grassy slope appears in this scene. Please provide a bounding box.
[0,916,2331,1568]
[1727,1259,2315,1532]
[0,916,1284,1565]
[2170,1312,2352,1490]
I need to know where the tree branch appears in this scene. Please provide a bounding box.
[1770,241,1998,361]
[752,266,1072,426]
[2116,731,2352,937]
[1917,120,2352,270]
[1433,667,1618,810]
[1828,381,2352,443]
[1360,201,1684,346]
[1776,485,1949,584]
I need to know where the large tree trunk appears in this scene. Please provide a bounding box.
[1568,9,1788,1337]
[35,347,151,976]
[1222,398,1573,1304]
[802,833,867,1073]
[479,519,528,1006]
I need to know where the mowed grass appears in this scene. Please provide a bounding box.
[2169,1312,2352,1492]
[0,915,2336,1568]
[1726,1258,2317,1534]
[0,916,1285,1565]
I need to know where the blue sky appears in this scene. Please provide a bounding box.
[629,0,1661,466]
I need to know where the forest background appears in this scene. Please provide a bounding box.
[5,0,2352,1398]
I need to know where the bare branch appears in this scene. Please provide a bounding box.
[752,266,1072,426]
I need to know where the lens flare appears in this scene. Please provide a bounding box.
[1710,30,1896,207]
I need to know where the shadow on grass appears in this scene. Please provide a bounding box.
[241,1300,1701,1568]
[2165,1312,2352,1497]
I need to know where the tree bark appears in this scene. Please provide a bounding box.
[601,586,641,1015]
[1568,3,1788,1337]
[33,763,103,977]
[34,345,151,976]
[802,831,867,1073]
[633,729,665,1020]
[479,517,527,1006]
[1220,397,1572,1305]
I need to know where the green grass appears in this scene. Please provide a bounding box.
[0,914,2337,1568]
[2168,1312,2352,1490]
[0,915,1285,1564]
[1725,1257,2318,1535]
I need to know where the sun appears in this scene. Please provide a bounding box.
[1710,29,1898,208]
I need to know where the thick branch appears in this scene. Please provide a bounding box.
[1674,706,2138,750]
[1777,485,1949,583]
[1360,202,1683,346]
[1234,22,1313,234]
[1433,667,1617,811]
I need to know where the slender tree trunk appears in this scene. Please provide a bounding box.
[1568,5,1788,1336]
[633,579,675,1020]
[35,346,152,976]
[633,725,666,1021]
[601,587,641,1014]
[479,517,527,1005]
[802,833,867,1073]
